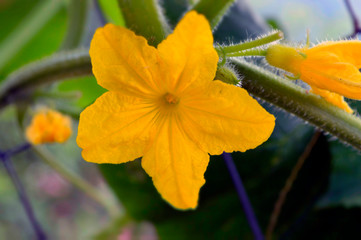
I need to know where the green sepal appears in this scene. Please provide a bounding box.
[215,65,240,85]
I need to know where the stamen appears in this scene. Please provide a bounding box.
[164,93,179,104]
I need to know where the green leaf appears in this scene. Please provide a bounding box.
[57,76,106,108]
[317,141,361,208]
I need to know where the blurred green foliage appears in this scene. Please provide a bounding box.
[1,0,361,239]
[0,0,67,78]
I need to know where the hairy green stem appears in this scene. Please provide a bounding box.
[191,0,236,29]
[226,48,267,57]
[117,0,170,46]
[34,90,82,100]
[33,145,120,218]
[0,0,63,73]
[2,49,361,150]
[232,59,361,150]
[0,49,91,110]
[60,0,90,50]
[217,30,283,54]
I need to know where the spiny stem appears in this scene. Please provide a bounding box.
[232,59,361,151]
[0,49,91,110]
[0,145,46,240]
[216,30,283,54]
[34,90,82,101]
[222,152,264,240]
[2,50,361,152]
[32,145,120,218]
[265,131,321,240]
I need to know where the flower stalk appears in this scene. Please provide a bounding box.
[216,30,283,56]
[226,48,267,57]
[222,152,264,240]
[344,0,361,37]
[0,144,47,240]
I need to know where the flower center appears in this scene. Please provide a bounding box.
[164,93,179,105]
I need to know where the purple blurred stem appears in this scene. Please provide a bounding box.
[0,144,46,240]
[94,0,107,26]
[345,0,361,37]
[222,152,264,240]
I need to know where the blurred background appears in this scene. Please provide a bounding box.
[0,0,361,239]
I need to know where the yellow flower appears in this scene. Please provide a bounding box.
[26,108,72,145]
[77,11,275,209]
[266,41,361,113]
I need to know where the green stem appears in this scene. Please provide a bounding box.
[0,49,91,110]
[117,0,170,46]
[32,145,120,218]
[60,0,90,50]
[34,90,82,100]
[0,0,63,73]
[191,0,237,29]
[217,30,283,54]
[226,48,267,57]
[232,59,361,150]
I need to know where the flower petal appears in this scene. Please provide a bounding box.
[306,40,361,68]
[141,114,209,209]
[90,24,162,97]
[310,86,353,113]
[77,92,156,163]
[179,81,275,155]
[301,53,361,100]
[157,11,218,94]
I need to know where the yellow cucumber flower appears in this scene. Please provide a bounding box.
[77,11,275,209]
[26,108,72,145]
[266,41,361,113]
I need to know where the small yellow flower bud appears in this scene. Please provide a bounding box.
[26,109,72,145]
[265,41,361,113]
[265,44,305,75]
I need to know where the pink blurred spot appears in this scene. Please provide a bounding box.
[36,171,70,198]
